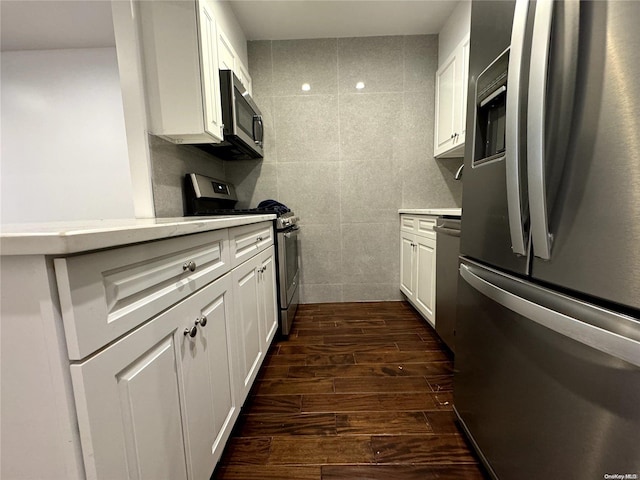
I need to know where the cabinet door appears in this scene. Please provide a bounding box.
[400,232,416,299]
[457,35,470,143]
[258,247,278,349]
[217,29,235,71]
[236,60,253,96]
[434,53,457,156]
[230,256,263,404]
[197,1,224,142]
[177,274,237,474]
[415,235,437,327]
[71,313,189,479]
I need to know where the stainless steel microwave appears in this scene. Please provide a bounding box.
[204,70,264,160]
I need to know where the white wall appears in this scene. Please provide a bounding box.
[438,0,471,66]
[1,47,135,224]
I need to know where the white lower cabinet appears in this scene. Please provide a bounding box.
[2,223,278,480]
[400,233,416,298]
[230,246,277,404]
[414,235,437,324]
[70,274,236,480]
[259,249,278,348]
[400,215,437,327]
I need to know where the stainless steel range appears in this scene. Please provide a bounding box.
[184,173,300,335]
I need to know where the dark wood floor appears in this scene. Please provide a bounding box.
[213,301,488,480]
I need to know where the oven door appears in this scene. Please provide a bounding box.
[278,226,300,307]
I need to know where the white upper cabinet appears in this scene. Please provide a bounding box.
[217,29,253,95]
[434,34,470,158]
[217,29,236,72]
[138,0,252,145]
[138,0,223,144]
[197,1,225,143]
[235,61,253,96]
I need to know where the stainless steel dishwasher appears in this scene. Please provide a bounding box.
[433,217,461,353]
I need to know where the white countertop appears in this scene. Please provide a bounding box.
[0,215,276,256]
[398,208,462,217]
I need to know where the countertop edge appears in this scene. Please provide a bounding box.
[0,215,276,256]
[398,208,462,216]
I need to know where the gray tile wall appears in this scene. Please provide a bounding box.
[155,35,464,304]
[236,35,463,304]
[149,135,226,217]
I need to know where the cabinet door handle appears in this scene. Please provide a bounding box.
[182,261,197,272]
[195,315,207,328]
[184,325,197,338]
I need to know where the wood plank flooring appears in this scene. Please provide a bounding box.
[213,301,488,480]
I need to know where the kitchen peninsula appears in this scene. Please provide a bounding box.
[1,215,278,479]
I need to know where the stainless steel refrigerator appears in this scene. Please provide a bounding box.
[454,1,640,479]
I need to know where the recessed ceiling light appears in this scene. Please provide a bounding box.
[301,83,311,91]
[355,82,365,90]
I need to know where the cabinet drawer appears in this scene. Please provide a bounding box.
[229,221,274,268]
[55,229,230,360]
[416,217,437,239]
[400,215,416,233]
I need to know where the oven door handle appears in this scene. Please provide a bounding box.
[283,226,300,237]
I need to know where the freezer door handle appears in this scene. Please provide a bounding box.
[460,263,640,368]
[505,0,530,256]
[528,0,555,260]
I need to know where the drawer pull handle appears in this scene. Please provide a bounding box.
[256,236,263,242]
[183,261,197,272]
[196,316,207,328]
[184,325,198,338]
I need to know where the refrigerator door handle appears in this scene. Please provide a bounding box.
[460,263,640,368]
[528,0,555,260]
[505,0,530,256]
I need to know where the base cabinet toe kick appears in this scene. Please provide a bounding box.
[1,221,278,480]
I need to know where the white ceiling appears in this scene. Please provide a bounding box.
[0,0,457,52]
[229,0,458,40]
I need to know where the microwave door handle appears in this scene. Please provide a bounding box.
[253,115,264,147]
[505,0,529,257]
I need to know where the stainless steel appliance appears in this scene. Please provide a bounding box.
[434,217,461,353]
[184,173,300,335]
[455,1,640,479]
[275,215,300,336]
[202,70,264,160]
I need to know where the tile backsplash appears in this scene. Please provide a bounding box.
[149,135,225,218]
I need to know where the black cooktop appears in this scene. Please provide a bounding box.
[188,207,284,216]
